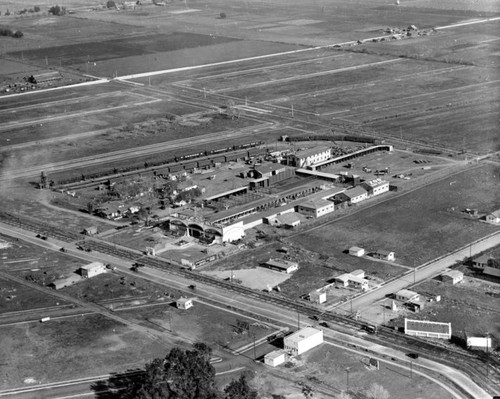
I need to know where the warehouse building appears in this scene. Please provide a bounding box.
[262,258,299,273]
[80,262,107,278]
[284,327,323,356]
[296,199,334,218]
[404,318,451,340]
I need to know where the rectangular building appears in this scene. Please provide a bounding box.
[263,258,298,273]
[404,318,452,340]
[373,250,395,262]
[284,327,323,356]
[176,297,193,310]
[296,199,334,218]
[286,147,332,168]
[264,350,286,367]
[441,270,464,285]
[395,289,419,302]
[80,262,106,278]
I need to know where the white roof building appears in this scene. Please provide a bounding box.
[284,327,323,356]
[80,262,106,278]
[176,297,193,310]
[396,289,420,302]
[264,350,286,367]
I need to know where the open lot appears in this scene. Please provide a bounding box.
[289,163,500,267]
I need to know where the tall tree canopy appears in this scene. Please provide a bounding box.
[122,344,257,399]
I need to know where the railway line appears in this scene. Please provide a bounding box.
[1,210,499,396]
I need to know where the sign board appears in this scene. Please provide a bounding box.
[369,358,379,370]
[237,320,250,331]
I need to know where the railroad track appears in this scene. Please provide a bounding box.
[2,211,499,395]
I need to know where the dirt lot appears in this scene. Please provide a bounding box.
[289,163,500,268]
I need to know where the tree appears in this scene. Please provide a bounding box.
[34,6,41,12]
[126,345,220,399]
[366,383,390,399]
[106,0,116,8]
[13,30,23,38]
[48,5,66,16]
[224,375,257,399]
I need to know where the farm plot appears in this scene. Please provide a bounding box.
[0,91,159,125]
[0,314,168,390]
[289,163,500,268]
[7,32,240,66]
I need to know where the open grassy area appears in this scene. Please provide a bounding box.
[0,314,167,389]
[290,164,500,267]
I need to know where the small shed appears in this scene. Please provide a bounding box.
[309,291,326,304]
[264,350,286,367]
[373,250,395,261]
[441,270,464,285]
[176,297,193,310]
[349,246,365,257]
[51,274,82,290]
[83,226,98,236]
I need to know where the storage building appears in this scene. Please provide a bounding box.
[284,327,323,356]
[349,246,365,257]
[296,199,334,218]
[176,297,193,310]
[404,318,452,340]
[309,291,327,304]
[263,258,299,274]
[51,274,82,290]
[264,350,286,367]
[80,262,107,278]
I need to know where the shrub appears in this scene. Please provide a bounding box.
[219,12,226,19]
[48,5,66,16]
[13,30,23,38]
[106,0,116,8]
[34,6,41,12]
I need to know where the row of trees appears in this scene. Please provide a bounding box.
[0,28,23,38]
[49,5,66,16]
[113,343,257,399]
[1,6,40,16]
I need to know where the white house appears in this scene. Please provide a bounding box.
[263,258,299,274]
[333,271,369,290]
[395,289,419,302]
[264,350,286,367]
[441,270,464,285]
[349,246,365,257]
[485,210,500,224]
[284,327,323,356]
[176,297,193,310]
[373,250,395,261]
[404,318,451,340]
[80,262,106,278]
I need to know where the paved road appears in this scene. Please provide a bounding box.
[333,230,500,313]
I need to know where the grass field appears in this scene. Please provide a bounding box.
[289,164,500,267]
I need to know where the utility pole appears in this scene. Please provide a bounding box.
[345,368,350,393]
[291,103,294,118]
[253,334,256,360]
[297,311,300,330]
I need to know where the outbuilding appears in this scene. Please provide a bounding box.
[441,270,464,285]
[264,350,286,367]
[349,246,365,257]
[176,297,193,310]
[80,262,106,278]
[309,291,327,304]
[50,274,83,290]
[284,327,323,356]
[372,250,395,261]
[395,289,419,302]
[485,210,500,224]
[83,226,98,236]
[263,258,299,274]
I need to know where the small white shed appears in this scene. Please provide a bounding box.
[349,246,365,257]
[264,350,286,367]
[176,297,193,310]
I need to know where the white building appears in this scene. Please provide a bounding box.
[176,297,193,310]
[287,147,332,168]
[296,199,335,218]
[344,186,368,204]
[284,327,323,356]
[360,179,389,196]
[404,318,451,340]
[396,289,420,302]
[334,272,369,290]
[466,336,493,351]
[373,250,395,261]
[309,291,327,304]
[349,246,365,257]
[80,262,106,278]
[264,350,286,367]
[485,210,500,224]
[263,258,298,274]
[441,270,464,285]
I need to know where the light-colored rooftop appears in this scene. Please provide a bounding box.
[286,327,322,343]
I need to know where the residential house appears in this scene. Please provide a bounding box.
[485,210,500,224]
[395,289,419,302]
[372,250,395,261]
[441,270,464,285]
